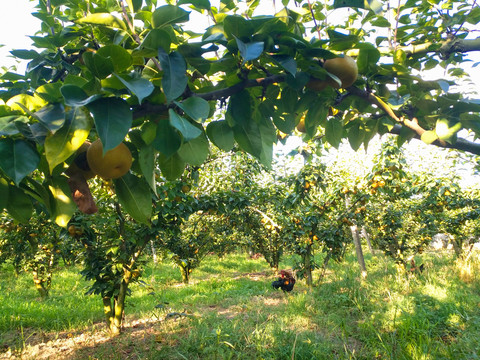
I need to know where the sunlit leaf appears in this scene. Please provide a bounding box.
[49,176,76,228]
[152,5,190,28]
[44,107,92,173]
[77,13,127,30]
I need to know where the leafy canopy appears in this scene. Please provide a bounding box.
[0,0,479,224]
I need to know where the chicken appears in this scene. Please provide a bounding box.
[272,270,296,292]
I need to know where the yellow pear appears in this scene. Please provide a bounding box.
[323,55,358,88]
[86,139,132,179]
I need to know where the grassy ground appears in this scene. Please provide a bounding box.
[0,250,479,359]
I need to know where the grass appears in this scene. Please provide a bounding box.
[0,250,479,359]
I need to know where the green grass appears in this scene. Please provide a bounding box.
[1,250,480,359]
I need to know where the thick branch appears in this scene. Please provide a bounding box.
[348,87,480,155]
[348,36,480,57]
[390,124,480,155]
[133,74,285,119]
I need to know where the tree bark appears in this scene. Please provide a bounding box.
[150,240,158,265]
[361,226,375,254]
[180,266,190,284]
[351,225,367,278]
[303,243,313,287]
[103,275,131,336]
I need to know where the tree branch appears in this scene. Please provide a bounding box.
[133,74,285,119]
[347,36,480,58]
[348,87,480,155]
[389,124,480,155]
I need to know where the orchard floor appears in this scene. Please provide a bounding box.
[1,251,480,359]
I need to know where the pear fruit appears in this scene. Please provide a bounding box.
[87,139,132,179]
[306,54,358,91]
[323,54,358,88]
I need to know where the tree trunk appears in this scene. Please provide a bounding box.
[317,252,332,285]
[361,226,375,254]
[32,271,49,299]
[180,266,190,284]
[451,237,463,258]
[351,225,367,278]
[150,240,158,265]
[103,276,130,336]
[303,243,313,287]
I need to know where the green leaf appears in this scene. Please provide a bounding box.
[35,82,63,103]
[77,13,127,30]
[333,0,383,14]
[270,55,297,76]
[228,90,252,126]
[60,85,102,107]
[6,186,32,223]
[34,104,65,133]
[49,176,76,228]
[9,49,39,60]
[206,120,234,151]
[44,107,92,173]
[235,37,264,62]
[174,97,210,123]
[141,121,158,145]
[141,29,172,52]
[114,173,152,224]
[158,152,185,180]
[157,49,188,103]
[125,0,142,12]
[97,45,133,73]
[82,52,114,79]
[223,15,254,39]
[420,130,438,144]
[347,123,365,151]
[152,5,190,28]
[325,118,343,148]
[357,45,381,73]
[138,143,157,196]
[0,116,27,136]
[0,177,8,211]
[370,17,391,27]
[178,134,210,166]
[233,121,262,158]
[6,94,46,113]
[114,74,154,104]
[152,119,182,157]
[87,97,133,153]
[23,178,52,213]
[169,109,202,141]
[177,0,211,10]
[0,139,40,185]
